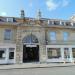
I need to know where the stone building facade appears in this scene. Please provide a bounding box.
[0,10,75,64]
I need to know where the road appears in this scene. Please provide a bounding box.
[0,66,75,75]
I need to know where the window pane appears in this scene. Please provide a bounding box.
[0,51,5,59]
[50,32,56,41]
[9,52,14,59]
[54,21,60,25]
[7,18,13,22]
[47,48,61,59]
[72,48,75,58]
[9,48,14,59]
[4,29,11,40]
[64,48,70,58]
[63,32,68,41]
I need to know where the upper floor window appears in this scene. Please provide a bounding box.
[63,32,69,41]
[50,32,56,41]
[4,29,11,40]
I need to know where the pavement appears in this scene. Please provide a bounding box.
[0,63,75,70]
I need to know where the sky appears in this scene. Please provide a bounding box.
[0,0,75,20]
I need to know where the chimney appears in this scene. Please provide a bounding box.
[36,9,42,20]
[21,10,25,19]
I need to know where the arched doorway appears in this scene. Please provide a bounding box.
[22,34,39,63]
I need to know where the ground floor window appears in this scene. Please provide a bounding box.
[64,48,70,58]
[9,48,14,59]
[0,50,5,59]
[9,52,14,59]
[47,48,61,59]
[0,48,6,59]
[72,48,75,58]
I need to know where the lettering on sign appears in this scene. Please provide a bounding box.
[26,45,37,47]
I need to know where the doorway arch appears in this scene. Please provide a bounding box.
[22,34,39,63]
[22,34,38,44]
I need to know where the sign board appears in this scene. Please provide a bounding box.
[26,45,37,47]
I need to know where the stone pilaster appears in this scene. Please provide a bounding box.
[39,28,46,63]
[16,26,22,64]
[39,45,46,63]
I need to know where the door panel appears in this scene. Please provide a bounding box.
[23,45,39,63]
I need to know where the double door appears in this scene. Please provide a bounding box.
[23,45,39,62]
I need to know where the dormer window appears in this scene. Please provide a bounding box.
[54,21,60,25]
[60,22,65,25]
[7,18,13,22]
[65,22,71,26]
[73,23,75,26]
[48,21,53,25]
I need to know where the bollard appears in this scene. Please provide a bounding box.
[63,61,66,64]
[72,60,75,64]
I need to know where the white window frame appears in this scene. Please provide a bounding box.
[4,29,12,40]
[50,31,56,41]
[63,32,69,41]
[0,48,6,59]
[7,18,13,22]
[47,48,61,59]
[9,48,15,59]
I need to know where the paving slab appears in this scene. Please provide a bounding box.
[0,63,75,70]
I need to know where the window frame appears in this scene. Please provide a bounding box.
[9,52,14,59]
[4,29,12,40]
[64,48,70,58]
[47,48,61,59]
[9,48,15,59]
[63,32,69,41]
[49,31,56,41]
[72,48,75,58]
[0,48,6,59]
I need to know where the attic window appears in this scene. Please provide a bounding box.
[54,21,60,25]
[65,22,71,26]
[7,18,13,22]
